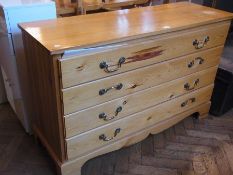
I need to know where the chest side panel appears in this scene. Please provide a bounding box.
[21,31,66,162]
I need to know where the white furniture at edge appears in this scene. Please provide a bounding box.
[0,0,56,132]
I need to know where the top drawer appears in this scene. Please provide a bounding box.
[59,21,230,88]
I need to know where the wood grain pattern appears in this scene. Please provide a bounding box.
[4,103,233,175]
[18,3,233,175]
[64,66,217,138]
[61,102,211,175]
[66,85,213,159]
[82,0,148,13]
[21,31,66,162]
[62,46,222,114]
[59,21,229,87]
[18,2,233,54]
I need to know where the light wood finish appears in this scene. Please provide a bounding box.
[61,102,211,175]
[19,3,233,175]
[62,46,222,114]
[18,2,233,54]
[10,102,233,175]
[55,0,77,16]
[57,7,76,16]
[59,21,229,88]
[21,32,66,162]
[66,85,213,159]
[5,102,233,175]
[64,66,217,137]
[82,0,148,14]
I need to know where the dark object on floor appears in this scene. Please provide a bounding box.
[210,32,233,116]
[210,67,233,116]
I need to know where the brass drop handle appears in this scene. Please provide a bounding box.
[181,98,196,107]
[184,79,199,91]
[99,128,121,141]
[99,57,126,73]
[188,57,204,68]
[99,83,123,96]
[99,106,123,121]
[193,36,210,49]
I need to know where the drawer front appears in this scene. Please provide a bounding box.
[65,66,217,138]
[66,85,213,159]
[62,46,222,115]
[59,21,229,88]
[62,103,211,175]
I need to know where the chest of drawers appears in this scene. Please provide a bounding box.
[18,2,233,175]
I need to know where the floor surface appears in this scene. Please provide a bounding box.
[1,103,233,175]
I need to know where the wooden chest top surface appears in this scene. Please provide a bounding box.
[19,2,233,54]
